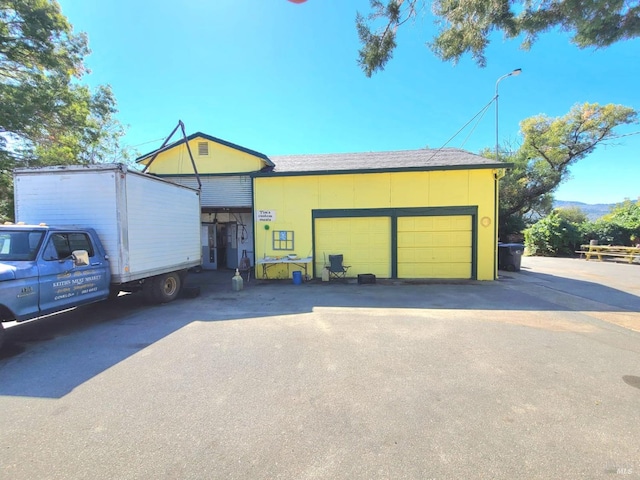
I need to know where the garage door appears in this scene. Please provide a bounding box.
[397,215,472,279]
[315,217,391,278]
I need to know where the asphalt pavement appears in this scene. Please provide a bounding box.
[1,257,639,479]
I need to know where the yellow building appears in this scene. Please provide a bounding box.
[137,133,506,280]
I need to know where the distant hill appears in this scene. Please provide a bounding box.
[553,200,615,221]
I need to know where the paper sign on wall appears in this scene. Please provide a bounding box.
[256,210,276,222]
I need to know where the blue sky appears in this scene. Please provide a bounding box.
[57,0,639,204]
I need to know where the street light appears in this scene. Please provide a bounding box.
[494,68,521,279]
[495,68,521,162]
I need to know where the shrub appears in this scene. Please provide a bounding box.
[581,200,640,245]
[555,206,588,225]
[524,211,582,256]
[580,220,633,246]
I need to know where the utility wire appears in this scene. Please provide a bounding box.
[460,101,493,148]
[610,131,640,139]
[130,137,166,148]
[426,96,496,162]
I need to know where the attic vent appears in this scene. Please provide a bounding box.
[198,142,209,156]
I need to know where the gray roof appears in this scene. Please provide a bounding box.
[267,148,502,174]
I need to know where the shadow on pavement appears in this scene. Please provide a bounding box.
[513,268,640,312]
[1,267,638,399]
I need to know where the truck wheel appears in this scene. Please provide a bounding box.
[0,324,5,352]
[153,272,182,304]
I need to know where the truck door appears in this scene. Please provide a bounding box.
[0,229,45,322]
[38,232,110,315]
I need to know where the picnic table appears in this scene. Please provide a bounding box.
[576,244,640,263]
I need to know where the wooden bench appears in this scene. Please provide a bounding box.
[576,245,640,264]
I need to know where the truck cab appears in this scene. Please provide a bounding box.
[0,225,111,347]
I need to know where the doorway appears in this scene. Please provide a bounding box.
[201,224,217,270]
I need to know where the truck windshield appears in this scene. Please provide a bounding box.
[0,230,45,261]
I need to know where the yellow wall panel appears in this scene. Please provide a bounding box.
[469,170,498,280]
[433,216,471,231]
[397,215,472,279]
[399,262,471,279]
[315,217,391,278]
[390,172,430,206]
[283,177,319,214]
[143,138,268,175]
[398,231,471,249]
[397,247,472,263]
[428,171,469,205]
[398,216,471,233]
[427,231,472,248]
[353,175,390,208]
[391,170,470,207]
[318,176,354,208]
[398,216,431,231]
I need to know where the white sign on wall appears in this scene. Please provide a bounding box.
[256,210,276,222]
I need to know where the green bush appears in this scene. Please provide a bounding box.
[580,220,633,246]
[524,211,582,256]
[522,200,640,256]
[581,200,640,246]
[555,206,588,225]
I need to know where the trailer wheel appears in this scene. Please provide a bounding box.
[153,272,181,304]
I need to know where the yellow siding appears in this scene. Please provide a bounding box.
[353,175,391,208]
[141,137,268,175]
[471,170,497,281]
[390,171,470,206]
[428,171,470,205]
[254,168,497,280]
[397,216,472,278]
[315,217,391,278]
[318,175,353,208]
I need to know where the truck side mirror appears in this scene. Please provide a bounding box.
[72,250,90,266]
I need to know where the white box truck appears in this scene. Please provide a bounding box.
[0,163,202,350]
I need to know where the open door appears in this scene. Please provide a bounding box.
[201,224,217,270]
[226,223,238,269]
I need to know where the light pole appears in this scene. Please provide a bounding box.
[494,68,521,279]
[495,68,521,161]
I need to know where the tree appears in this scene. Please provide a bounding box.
[524,210,582,256]
[604,199,640,229]
[0,0,128,221]
[495,103,637,239]
[555,206,588,225]
[356,0,640,76]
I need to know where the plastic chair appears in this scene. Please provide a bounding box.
[328,254,350,280]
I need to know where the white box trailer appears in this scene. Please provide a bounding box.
[13,163,201,284]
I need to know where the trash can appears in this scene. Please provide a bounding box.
[498,243,524,272]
